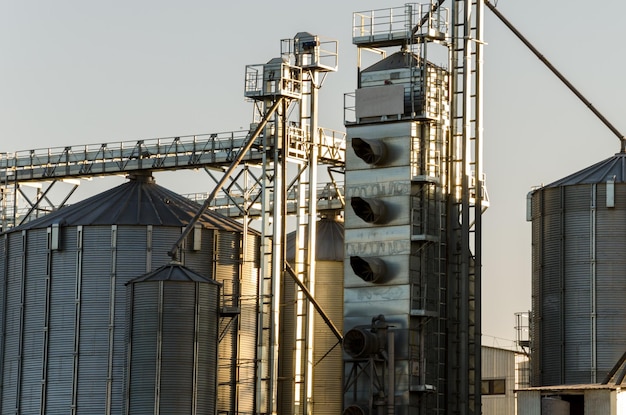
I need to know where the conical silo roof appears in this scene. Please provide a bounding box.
[128,262,221,284]
[544,152,626,188]
[11,173,244,232]
[286,217,344,262]
[362,51,420,73]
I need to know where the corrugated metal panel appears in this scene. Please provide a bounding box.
[562,185,592,384]
[46,227,78,412]
[536,187,564,386]
[127,270,220,415]
[312,261,343,415]
[596,183,626,381]
[2,232,24,414]
[196,283,219,415]
[128,282,159,414]
[150,227,179,271]
[530,190,542,387]
[237,233,260,413]
[77,225,114,412]
[278,271,296,415]
[584,389,614,415]
[21,228,47,414]
[159,283,195,413]
[517,390,541,415]
[184,228,215,278]
[0,234,6,409]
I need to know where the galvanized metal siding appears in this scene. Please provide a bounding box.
[21,228,47,414]
[481,347,515,415]
[196,283,219,415]
[78,225,114,412]
[128,280,220,415]
[237,233,260,413]
[160,283,195,413]
[517,390,541,415]
[562,185,592,384]
[2,231,24,414]
[278,269,296,415]
[535,187,564,386]
[214,230,241,415]
[150,226,178,270]
[595,183,626,381]
[46,226,79,412]
[184,228,215,278]
[533,181,626,386]
[312,261,343,415]
[0,234,6,412]
[584,389,614,415]
[530,190,542,387]
[128,282,159,414]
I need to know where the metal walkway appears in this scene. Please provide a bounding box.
[0,127,345,228]
[0,128,345,184]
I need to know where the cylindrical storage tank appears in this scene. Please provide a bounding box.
[126,262,220,414]
[280,215,344,415]
[0,173,259,414]
[530,153,626,386]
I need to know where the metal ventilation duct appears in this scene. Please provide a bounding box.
[351,137,387,165]
[349,256,386,283]
[350,197,387,224]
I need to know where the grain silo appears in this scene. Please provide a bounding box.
[125,262,221,414]
[282,214,344,415]
[529,152,626,386]
[0,172,260,414]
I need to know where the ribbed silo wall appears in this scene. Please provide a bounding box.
[280,220,344,415]
[531,182,626,386]
[126,279,219,414]
[312,260,344,414]
[0,223,235,414]
[213,230,260,415]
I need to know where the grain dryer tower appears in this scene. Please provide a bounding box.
[343,2,485,414]
[529,152,626,386]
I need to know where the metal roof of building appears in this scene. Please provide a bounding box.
[11,173,245,232]
[286,217,344,262]
[543,152,626,188]
[128,262,221,285]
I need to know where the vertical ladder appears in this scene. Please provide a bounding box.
[448,1,483,414]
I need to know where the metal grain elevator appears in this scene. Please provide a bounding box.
[342,3,486,414]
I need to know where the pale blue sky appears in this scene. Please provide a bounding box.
[2,0,625,344]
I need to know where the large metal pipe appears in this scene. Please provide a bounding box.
[485,0,626,151]
[167,97,286,259]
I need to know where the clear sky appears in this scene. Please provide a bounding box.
[2,0,625,345]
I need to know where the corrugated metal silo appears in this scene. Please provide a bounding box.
[125,262,220,414]
[282,216,344,415]
[0,173,259,414]
[530,153,626,386]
